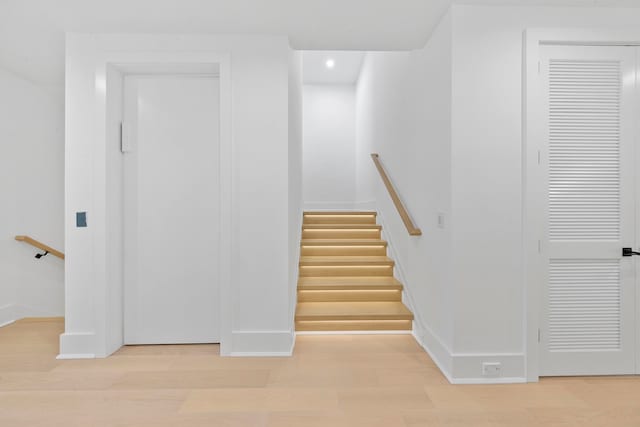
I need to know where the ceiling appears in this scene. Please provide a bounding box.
[302,51,365,85]
[1,0,639,89]
[0,0,449,88]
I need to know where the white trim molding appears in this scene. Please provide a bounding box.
[65,34,234,359]
[56,353,96,360]
[229,330,295,356]
[0,304,17,328]
[0,304,61,328]
[58,332,96,359]
[451,352,526,384]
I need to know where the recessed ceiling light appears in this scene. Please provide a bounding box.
[325,59,335,69]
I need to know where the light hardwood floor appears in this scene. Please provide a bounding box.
[1,318,640,426]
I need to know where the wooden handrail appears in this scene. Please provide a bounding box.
[371,153,422,236]
[15,236,65,259]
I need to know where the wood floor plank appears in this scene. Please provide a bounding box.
[110,369,271,389]
[2,319,640,426]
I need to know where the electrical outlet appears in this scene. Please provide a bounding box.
[482,362,501,377]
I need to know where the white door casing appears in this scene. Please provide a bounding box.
[538,45,637,376]
[123,75,221,344]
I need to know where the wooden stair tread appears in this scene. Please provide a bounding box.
[304,211,377,216]
[296,302,414,321]
[297,288,401,302]
[295,211,414,332]
[296,320,412,331]
[302,224,382,230]
[300,256,394,266]
[302,228,381,240]
[301,239,387,246]
[298,276,403,290]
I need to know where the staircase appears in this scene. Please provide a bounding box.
[295,211,414,332]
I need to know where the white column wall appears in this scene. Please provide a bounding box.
[449,4,640,380]
[104,66,124,354]
[288,51,303,327]
[0,67,64,326]
[355,11,454,375]
[64,34,294,357]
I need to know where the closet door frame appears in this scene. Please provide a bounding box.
[524,29,640,382]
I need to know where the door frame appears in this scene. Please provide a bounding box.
[524,29,640,382]
[96,52,233,356]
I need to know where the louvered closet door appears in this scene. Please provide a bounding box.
[540,45,637,376]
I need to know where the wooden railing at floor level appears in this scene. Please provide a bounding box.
[370,153,422,236]
[15,236,65,259]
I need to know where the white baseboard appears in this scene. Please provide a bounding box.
[58,332,96,359]
[412,318,527,384]
[449,376,527,385]
[412,326,454,383]
[0,304,17,327]
[451,352,526,384]
[376,208,455,383]
[56,353,96,360]
[0,303,60,328]
[229,330,295,356]
[303,201,377,211]
[0,319,16,328]
[377,207,527,384]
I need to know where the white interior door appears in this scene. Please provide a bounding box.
[123,75,220,344]
[539,45,637,375]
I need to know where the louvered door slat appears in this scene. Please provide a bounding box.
[548,57,620,242]
[540,45,636,376]
[549,260,621,351]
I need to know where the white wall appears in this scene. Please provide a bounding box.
[355,11,454,374]
[303,84,357,209]
[288,51,303,327]
[355,4,640,383]
[0,67,64,326]
[64,34,294,357]
[104,66,124,354]
[449,4,640,380]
